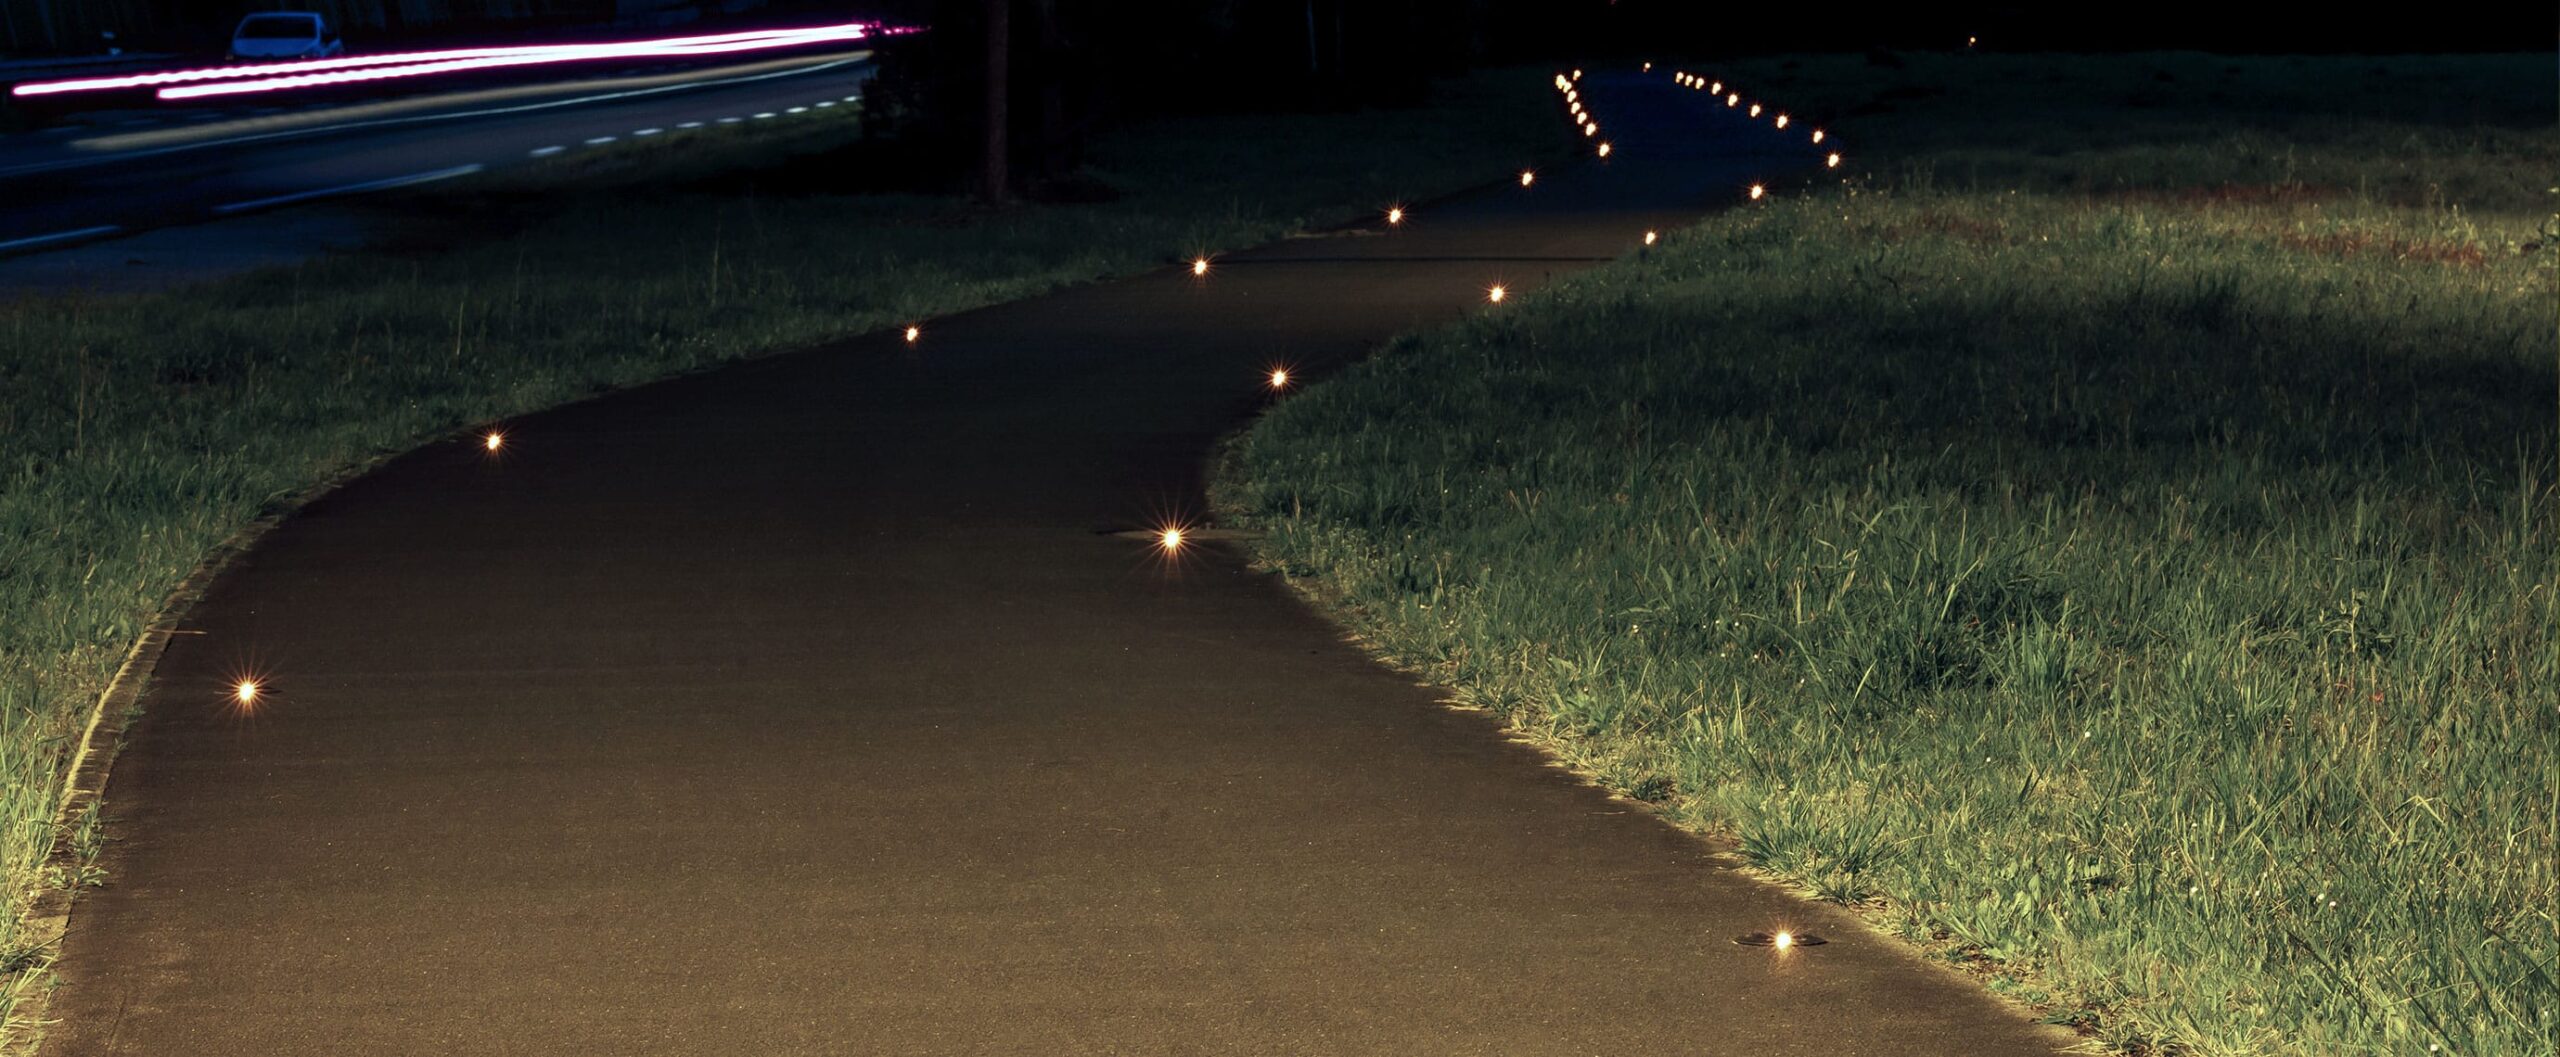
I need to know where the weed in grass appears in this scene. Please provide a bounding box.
[1223,52,2556,1057]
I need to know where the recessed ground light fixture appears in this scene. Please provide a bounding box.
[1386,205,1406,226]
[1827,152,1842,168]
[1749,184,1766,200]
[1571,68,1582,80]
[1520,169,1536,187]
[1642,62,1652,71]
[482,430,505,452]
[1735,930,1826,948]
[1486,284,1507,303]
[1727,93,1740,106]
[1583,124,1597,137]
[232,678,262,708]
[1711,81,1722,93]
[1811,129,1826,143]
[1748,103,1762,117]
[1774,114,1789,128]
[1158,525,1185,553]
[1596,142,1612,157]
[1643,230,1658,245]
[1191,257,1211,277]
[904,325,921,344]
[1268,367,1290,390]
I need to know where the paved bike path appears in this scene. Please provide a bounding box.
[46,72,2075,1056]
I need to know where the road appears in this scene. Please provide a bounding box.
[41,70,2075,1056]
[0,49,872,257]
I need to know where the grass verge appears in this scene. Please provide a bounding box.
[1218,51,2556,1056]
[0,68,1559,1046]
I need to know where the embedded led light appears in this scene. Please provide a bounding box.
[1710,81,1722,93]
[1727,93,1740,106]
[1642,62,1652,71]
[1158,526,1185,552]
[1583,124,1597,137]
[1268,368,1290,390]
[1775,114,1789,128]
[1749,183,1766,200]
[1748,103,1762,117]
[1826,152,1841,168]
[1772,931,1794,950]
[1596,142,1612,157]
[482,430,504,452]
[1643,230,1658,245]
[1571,68,1582,80]
[904,324,921,344]
[1191,257,1211,277]
[1386,205,1406,226]
[1520,170,1536,187]
[1486,284,1507,303]
[1811,128,1826,144]
[233,679,261,707]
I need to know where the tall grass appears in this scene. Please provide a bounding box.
[0,70,1557,1044]
[1221,53,2556,1056]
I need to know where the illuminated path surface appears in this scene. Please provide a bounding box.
[47,72,2076,1057]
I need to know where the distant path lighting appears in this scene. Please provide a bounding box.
[482,430,505,452]
[1571,68,1583,80]
[1158,526,1186,553]
[1811,128,1826,144]
[1748,102,1762,117]
[1826,152,1842,168]
[1726,93,1740,107]
[1519,169,1536,187]
[1642,62,1652,71]
[1710,81,1722,93]
[1583,124,1597,137]
[1596,141,1613,157]
[1968,34,1979,47]
[1385,205,1406,226]
[1191,257,1211,277]
[1749,183,1766,200]
[904,324,922,344]
[1268,367,1291,390]
[1643,230,1659,246]
[1487,284,1508,303]
[1775,113,1790,128]
[233,679,262,708]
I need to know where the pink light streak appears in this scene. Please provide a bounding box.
[13,22,878,100]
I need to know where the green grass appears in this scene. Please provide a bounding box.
[0,69,1559,1045]
[1219,52,2556,1056]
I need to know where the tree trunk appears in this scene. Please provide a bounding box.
[982,0,1010,203]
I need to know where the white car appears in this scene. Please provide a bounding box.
[229,12,344,61]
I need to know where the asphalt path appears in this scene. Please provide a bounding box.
[44,71,2077,1056]
[0,50,872,256]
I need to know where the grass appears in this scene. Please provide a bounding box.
[0,68,1559,1046]
[1218,51,2557,1056]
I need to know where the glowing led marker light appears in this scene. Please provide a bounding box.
[1749,183,1767,200]
[1596,142,1613,157]
[1642,62,1653,71]
[1772,931,1796,950]
[904,324,922,344]
[1268,368,1291,390]
[1775,113,1790,128]
[1748,103,1762,117]
[482,430,504,452]
[1583,124,1598,137]
[1711,81,1722,94]
[1486,284,1508,303]
[1644,230,1659,246]
[1811,128,1826,144]
[1158,526,1185,553]
[1386,205,1406,226]
[1827,152,1842,168]
[1727,93,1740,107]
[1572,68,1583,80]
[1520,170,1536,187]
[1191,257,1211,277]
[233,679,262,707]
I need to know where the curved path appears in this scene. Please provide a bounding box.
[46,72,2073,1056]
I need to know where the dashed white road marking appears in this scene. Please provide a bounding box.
[529,145,565,156]
[584,135,617,145]
[633,127,663,136]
